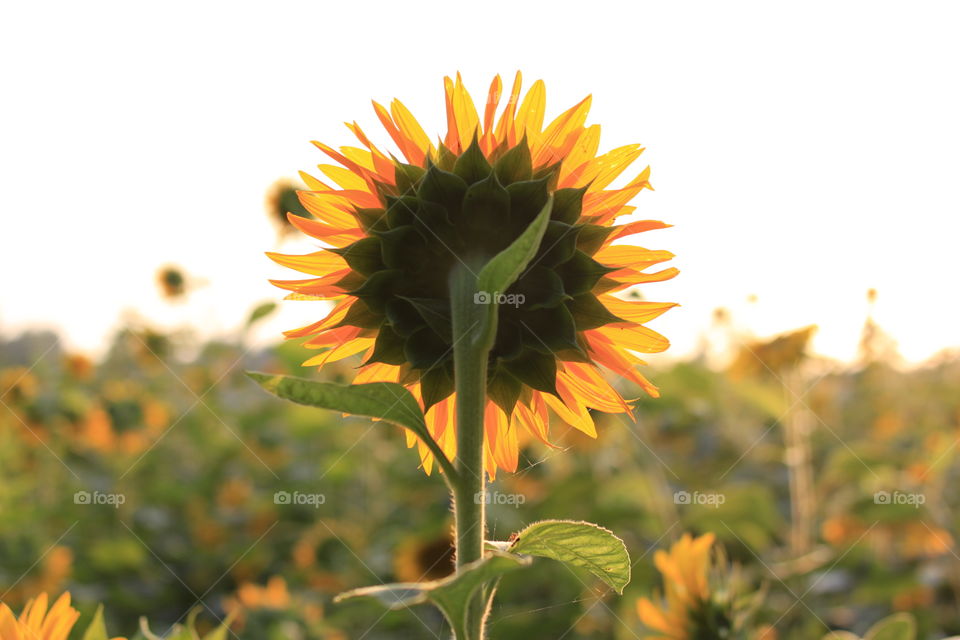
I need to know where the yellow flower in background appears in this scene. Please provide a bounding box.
[637,533,716,639]
[0,592,116,640]
[269,72,677,475]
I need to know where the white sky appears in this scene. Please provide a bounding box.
[2,1,958,364]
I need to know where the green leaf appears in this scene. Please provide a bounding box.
[248,372,457,479]
[200,613,236,640]
[247,373,427,442]
[473,195,553,347]
[81,606,110,640]
[335,551,530,640]
[244,301,277,329]
[864,614,916,640]
[510,520,631,594]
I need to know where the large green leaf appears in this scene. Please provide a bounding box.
[335,551,530,640]
[471,195,553,348]
[509,520,631,594]
[248,372,424,435]
[864,614,916,640]
[476,194,553,302]
[246,373,455,477]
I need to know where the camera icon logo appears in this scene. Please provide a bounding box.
[74,491,91,505]
[474,291,491,304]
[874,490,891,504]
[673,490,691,505]
[274,491,292,505]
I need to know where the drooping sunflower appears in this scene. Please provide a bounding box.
[0,592,84,640]
[268,73,677,475]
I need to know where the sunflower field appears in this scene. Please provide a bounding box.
[2,304,959,638]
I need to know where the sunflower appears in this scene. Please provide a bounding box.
[636,533,731,640]
[268,73,677,475]
[0,592,103,640]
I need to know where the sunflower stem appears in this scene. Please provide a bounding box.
[450,261,491,639]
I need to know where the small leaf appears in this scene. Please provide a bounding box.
[335,551,530,640]
[864,613,916,640]
[201,613,236,640]
[81,606,110,640]
[245,301,277,328]
[247,373,427,442]
[510,520,631,593]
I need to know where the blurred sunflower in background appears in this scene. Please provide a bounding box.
[155,264,189,302]
[265,178,312,239]
[0,592,120,640]
[268,73,677,475]
[637,533,765,640]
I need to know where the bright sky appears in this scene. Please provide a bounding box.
[2,1,958,364]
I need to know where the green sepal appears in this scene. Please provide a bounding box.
[347,269,402,313]
[394,162,426,195]
[487,366,523,415]
[557,251,618,296]
[494,137,533,184]
[576,223,615,255]
[459,170,510,234]
[399,296,452,341]
[535,221,579,267]
[567,294,623,331]
[385,195,420,228]
[404,326,451,370]
[385,298,426,337]
[336,299,384,330]
[503,349,558,396]
[420,363,455,413]
[506,177,550,234]
[418,165,468,217]
[519,305,580,355]
[376,225,428,272]
[508,266,569,310]
[353,207,389,232]
[453,136,493,185]
[329,237,384,276]
[550,185,588,224]
[364,324,407,366]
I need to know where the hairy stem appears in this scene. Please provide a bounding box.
[449,261,490,638]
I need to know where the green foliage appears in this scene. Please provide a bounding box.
[3,325,960,639]
[508,520,631,594]
[336,552,529,640]
[822,613,917,640]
